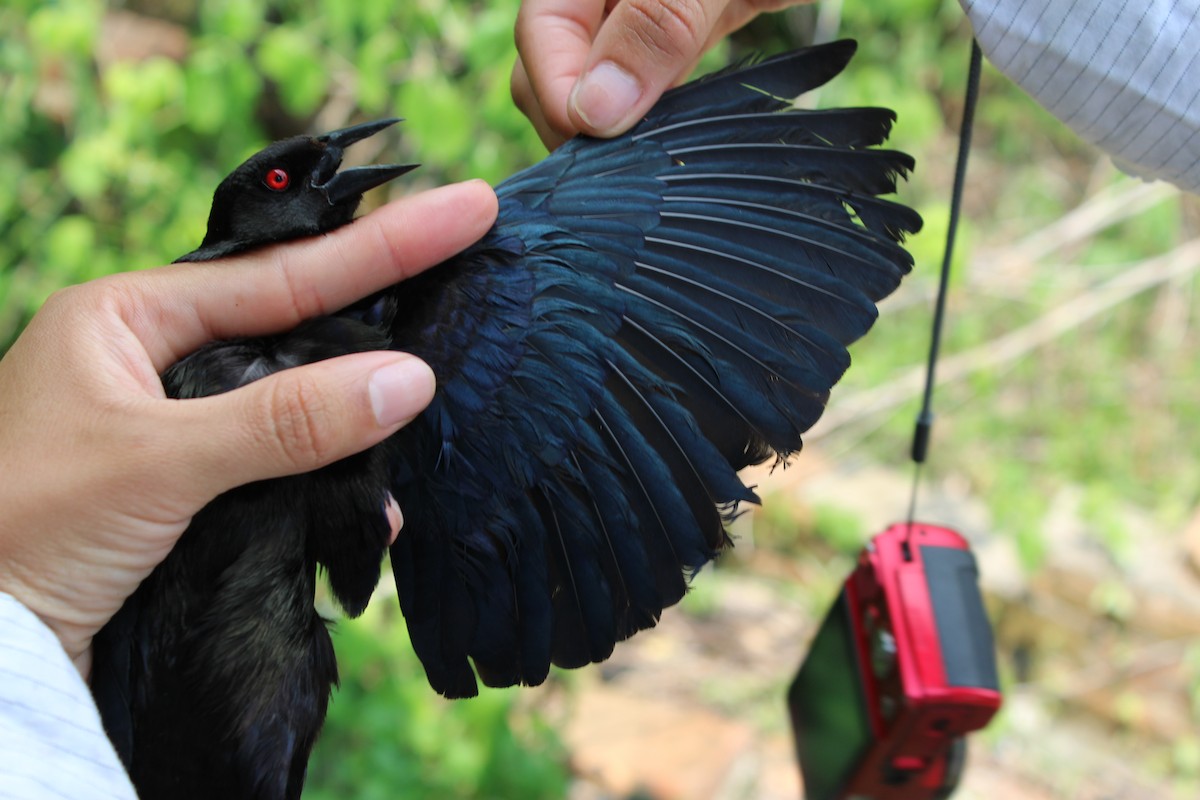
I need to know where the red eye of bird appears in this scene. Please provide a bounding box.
[264,168,290,191]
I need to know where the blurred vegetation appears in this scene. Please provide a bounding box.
[306,599,569,800]
[5,0,1199,795]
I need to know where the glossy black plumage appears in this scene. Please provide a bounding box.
[92,40,921,799]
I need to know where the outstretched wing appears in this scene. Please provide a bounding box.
[384,40,922,698]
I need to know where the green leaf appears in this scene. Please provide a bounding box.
[201,0,264,43]
[42,214,96,277]
[26,1,100,58]
[399,72,473,173]
[186,41,262,135]
[60,133,120,200]
[256,26,330,115]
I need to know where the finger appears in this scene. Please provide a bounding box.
[122,179,498,371]
[567,0,728,137]
[514,0,608,141]
[165,350,436,500]
[511,56,570,149]
[384,493,403,546]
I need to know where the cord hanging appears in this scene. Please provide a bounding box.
[906,39,984,533]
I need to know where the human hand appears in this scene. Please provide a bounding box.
[0,179,498,677]
[512,0,812,148]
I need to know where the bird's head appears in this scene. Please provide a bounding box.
[178,118,417,262]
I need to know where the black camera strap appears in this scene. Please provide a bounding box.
[905,39,984,534]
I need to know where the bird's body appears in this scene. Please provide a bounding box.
[92,40,921,799]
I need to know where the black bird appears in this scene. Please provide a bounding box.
[92,40,921,800]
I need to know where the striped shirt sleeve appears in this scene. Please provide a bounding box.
[0,593,136,800]
[961,0,1200,194]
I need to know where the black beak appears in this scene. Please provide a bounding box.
[316,162,419,206]
[318,117,403,149]
[311,118,419,205]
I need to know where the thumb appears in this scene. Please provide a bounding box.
[171,351,435,500]
[567,0,724,137]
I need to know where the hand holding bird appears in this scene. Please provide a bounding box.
[0,181,496,677]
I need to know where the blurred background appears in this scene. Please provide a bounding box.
[4,0,1200,797]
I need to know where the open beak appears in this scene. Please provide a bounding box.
[311,118,419,205]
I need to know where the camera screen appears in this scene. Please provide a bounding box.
[788,589,873,800]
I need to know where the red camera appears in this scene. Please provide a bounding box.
[787,522,1002,799]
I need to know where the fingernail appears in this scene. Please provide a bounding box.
[368,357,435,427]
[570,61,642,134]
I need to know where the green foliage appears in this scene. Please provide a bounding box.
[305,601,569,799]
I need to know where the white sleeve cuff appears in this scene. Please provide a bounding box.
[0,593,136,800]
[962,0,1200,194]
